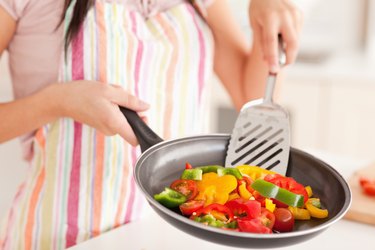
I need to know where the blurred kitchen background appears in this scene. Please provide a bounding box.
[1,0,375,220]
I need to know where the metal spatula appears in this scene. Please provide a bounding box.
[225,37,290,175]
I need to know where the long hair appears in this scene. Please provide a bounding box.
[62,0,200,50]
[62,0,95,52]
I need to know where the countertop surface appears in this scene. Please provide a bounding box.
[70,149,375,250]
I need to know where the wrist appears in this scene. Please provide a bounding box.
[36,83,66,121]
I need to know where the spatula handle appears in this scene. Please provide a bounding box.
[263,35,286,104]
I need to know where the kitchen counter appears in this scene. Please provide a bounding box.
[70,209,375,250]
[70,149,375,250]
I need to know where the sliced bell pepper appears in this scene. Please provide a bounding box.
[265,198,276,213]
[225,198,261,219]
[288,206,311,220]
[251,179,305,208]
[196,165,224,174]
[154,187,187,208]
[236,165,276,180]
[238,182,252,200]
[181,169,203,180]
[305,198,328,218]
[217,168,243,179]
[196,173,237,205]
[191,203,234,222]
[228,192,240,201]
[305,185,313,197]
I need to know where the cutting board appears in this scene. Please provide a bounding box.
[344,163,375,225]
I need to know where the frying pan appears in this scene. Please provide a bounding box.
[120,107,351,249]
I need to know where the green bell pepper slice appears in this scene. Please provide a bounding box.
[181,169,203,180]
[217,168,243,179]
[196,165,224,174]
[251,179,304,208]
[154,187,187,208]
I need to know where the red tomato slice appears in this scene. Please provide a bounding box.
[170,179,198,200]
[273,208,294,232]
[237,218,272,234]
[179,200,205,216]
[225,198,261,219]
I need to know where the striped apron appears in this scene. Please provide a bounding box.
[0,1,213,249]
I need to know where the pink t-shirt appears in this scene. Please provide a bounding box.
[0,0,213,159]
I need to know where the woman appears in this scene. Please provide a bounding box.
[0,0,302,249]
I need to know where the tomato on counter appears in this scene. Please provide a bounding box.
[359,177,375,196]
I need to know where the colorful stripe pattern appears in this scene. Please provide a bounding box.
[0,1,213,249]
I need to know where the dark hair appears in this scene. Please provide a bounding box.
[62,0,200,50]
[62,0,95,52]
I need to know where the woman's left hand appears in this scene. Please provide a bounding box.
[249,0,303,73]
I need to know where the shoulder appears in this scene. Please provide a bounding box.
[0,0,31,20]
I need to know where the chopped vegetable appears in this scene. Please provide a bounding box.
[225,198,261,219]
[217,168,243,179]
[236,165,276,180]
[154,163,328,234]
[251,179,305,208]
[181,169,203,180]
[265,198,276,213]
[154,187,187,208]
[288,206,311,220]
[179,200,205,216]
[196,165,224,174]
[170,179,198,200]
[305,186,313,197]
[359,177,375,197]
[273,208,294,232]
[305,198,328,218]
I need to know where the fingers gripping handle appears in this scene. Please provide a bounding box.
[119,106,163,152]
[264,35,286,104]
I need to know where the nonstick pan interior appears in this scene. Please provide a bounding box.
[134,134,351,249]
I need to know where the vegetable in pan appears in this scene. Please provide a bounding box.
[154,164,329,233]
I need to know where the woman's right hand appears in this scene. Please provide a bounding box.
[51,80,150,146]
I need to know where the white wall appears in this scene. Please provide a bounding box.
[0,53,28,218]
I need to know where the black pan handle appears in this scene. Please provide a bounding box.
[119,106,163,152]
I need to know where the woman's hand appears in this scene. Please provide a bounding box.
[0,81,149,145]
[249,0,303,73]
[55,81,149,146]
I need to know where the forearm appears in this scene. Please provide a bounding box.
[0,84,60,143]
[242,38,269,104]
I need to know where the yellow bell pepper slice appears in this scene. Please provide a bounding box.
[236,165,276,180]
[305,198,328,218]
[288,206,311,220]
[238,182,252,200]
[305,186,313,197]
[228,192,240,201]
[196,173,237,206]
[265,198,276,213]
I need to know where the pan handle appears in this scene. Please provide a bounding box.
[119,106,163,152]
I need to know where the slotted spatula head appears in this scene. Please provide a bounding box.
[226,36,290,175]
[225,98,290,175]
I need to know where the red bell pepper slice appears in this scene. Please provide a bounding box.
[192,203,234,221]
[225,198,261,219]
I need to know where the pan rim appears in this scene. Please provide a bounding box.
[133,134,352,239]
